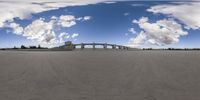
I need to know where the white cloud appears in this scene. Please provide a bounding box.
[129,17,188,47]
[58,32,70,43]
[0,1,64,27]
[76,17,83,21]
[10,23,24,35]
[23,18,57,44]
[147,2,200,30]
[128,28,136,34]
[71,33,79,38]
[124,13,130,16]
[83,16,92,21]
[0,0,122,28]
[51,16,57,20]
[6,14,85,47]
[103,1,116,4]
[58,32,79,43]
[58,15,76,27]
[125,27,136,36]
[125,33,129,36]
[131,4,145,7]
[76,16,92,21]
[5,23,24,35]
[129,31,146,47]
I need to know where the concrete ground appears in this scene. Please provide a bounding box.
[0,50,200,100]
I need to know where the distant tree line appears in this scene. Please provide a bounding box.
[10,45,47,50]
[142,48,200,50]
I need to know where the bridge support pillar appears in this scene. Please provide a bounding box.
[123,46,126,50]
[93,42,95,50]
[73,45,76,50]
[112,45,116,49]
[119,46,122,50]
[121,46,123,50]
[81,43,84,50]
[103,43,107,49]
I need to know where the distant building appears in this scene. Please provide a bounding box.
[54,41,74,51]
[65,41,72,46]
[29,46,37,49]
[21,45,27,49]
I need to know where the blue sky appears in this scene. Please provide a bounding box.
[0,0,200,48]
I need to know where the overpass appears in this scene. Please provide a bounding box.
[58,41,130,50]
[74,43,129,50]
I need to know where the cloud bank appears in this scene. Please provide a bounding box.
[0,0,116,28]
[129,2,199,47]
[1,0,198,48]
[5,15,90,47]
[0,0,114,47]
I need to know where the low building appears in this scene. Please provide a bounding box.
[53,41,74,51]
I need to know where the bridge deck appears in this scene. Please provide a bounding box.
[74,43,128,47]
[59,42,130,50]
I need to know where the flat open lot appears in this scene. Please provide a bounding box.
[0,50,200,100]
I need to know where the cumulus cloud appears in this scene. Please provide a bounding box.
[58,15,76,27]
[129,17,188,47]
[5,22,24,35]
[6,14,86,47]
[83,16,92,21]
[58,32,79,43]
[129,31,146,47]
[71,33,79,38]
[147,2,200,30]
[125,27,136,36]
[23,18,57,44]
[76,17,83,21]
[128,28,136,34]
[11,24,24,35]
[58,32,70,43]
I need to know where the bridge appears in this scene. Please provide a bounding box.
[57,41,130,50]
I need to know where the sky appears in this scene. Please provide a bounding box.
[0,0,200,48]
